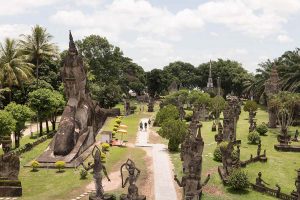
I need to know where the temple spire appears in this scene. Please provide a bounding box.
[69,30,78,55]
[207,60,214,88]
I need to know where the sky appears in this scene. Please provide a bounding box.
[0,0,300,72]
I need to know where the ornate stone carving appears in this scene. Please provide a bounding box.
[120,159,146,200]
[0,137,22,197]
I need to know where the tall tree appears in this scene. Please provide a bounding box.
[19,25,58,87]
[0,38,34,102]
[5,102,33,148]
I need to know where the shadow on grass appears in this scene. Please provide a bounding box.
[30,169,39,172]
[226,187,250,195]
[56,170,65,173]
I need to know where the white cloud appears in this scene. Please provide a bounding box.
[277,34,293,43]
[0,24,31,41]
[197,0,300,38]
[74,0,102,7]
[0,0,58,15]
[50,0,204,41]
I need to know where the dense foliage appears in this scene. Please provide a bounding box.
[154,105,179,126]
[248,131,261,144]
[256,123,268,135]
[228,169,249,190]
[0,110,16,137]
[158,119,188,151]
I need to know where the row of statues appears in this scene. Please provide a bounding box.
[83,146,145,200]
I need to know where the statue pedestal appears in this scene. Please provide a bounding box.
[120,194,146,200]
[218,166,229,184]
[89,193,115,200]
[274,144,300,152]
[0,180,22,197]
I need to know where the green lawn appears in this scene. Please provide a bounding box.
[170,105,300,200]
[12,101,153,200]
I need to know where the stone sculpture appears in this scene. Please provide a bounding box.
[37,31,101,167]
[120,159,146,200]
[222,96,241,142]
[292,130,299,142]
[212,121,217,132]
[177,111,210,199]
[215,122,223,144]
[255,172,269,187]
[0,136,22,197]
[147,97,154,112]
[265,68,280,128]
[82,146,114,200]
[292,169,300,200]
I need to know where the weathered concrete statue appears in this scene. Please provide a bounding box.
[223,96,241,142]
[147,97,154,112]
[174,159,210,200]
[83,146,113,200]
[0,137,22,197]
[265,68,280,128]
[177,112,210,199]
[120,159,146,200]
[38,31,99,166]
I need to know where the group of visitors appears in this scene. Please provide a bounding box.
[140,119,151,131]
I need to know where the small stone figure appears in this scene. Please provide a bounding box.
[275,184,281,198]
[147,98,154,112]
[82,146,113,200]
[256,172,269,187]
[0,136,22,197]
[292,169,300,200]
[257,140,261,156]
[120,159,146,200]
[211,121,217,132]
[293,130,299,142]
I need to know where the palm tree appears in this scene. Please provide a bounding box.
[19,25,58,87]
[279,48,300,92]
[0,38,34,101]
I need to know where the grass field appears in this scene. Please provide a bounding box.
[169,105,300,200]
[14,101,152,200]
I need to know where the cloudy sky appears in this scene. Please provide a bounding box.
[0,0,300,72]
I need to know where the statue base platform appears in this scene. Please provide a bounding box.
[0,180,22,197]
[218,166,229,184]
[274,144,300,152]
[120,194,146,200]
[89,193,116,200]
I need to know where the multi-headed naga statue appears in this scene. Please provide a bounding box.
[120,159,146,200]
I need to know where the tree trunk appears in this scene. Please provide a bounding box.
[15,131,20,148]
[36,58,39,88]
[39,120,43,137]
[46,119,49,133]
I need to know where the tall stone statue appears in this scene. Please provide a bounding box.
[223,96,241,142]
[37,31,100,167]
[0,137,22,197]
[265,67,280,128]
[120,159,146,200]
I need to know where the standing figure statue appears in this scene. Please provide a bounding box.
[174,159,210,200]
[120,159,146,200]
[255,172,269,187]
[257,140,262,156]
[82,146,113,200]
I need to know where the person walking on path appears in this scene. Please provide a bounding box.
[140,121,143,131]
[144,122,147,130]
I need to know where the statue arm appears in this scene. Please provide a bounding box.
[135,167,141,180]
[102,165,111,182]
[174,175,183,187]
[201,174,210,187]
[122,177,129,188]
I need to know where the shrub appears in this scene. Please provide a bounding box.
[101,143,110,151]
[101,152,106,163]
[158,119,188,152]
[113,124,119,128]
[113,127,118,132]
[115,119,122,125]
[213,146,222,162]
[112,131,116,137]
[31,160,40,172]
[243,100,258,113]
[256,123,268,135]
[248,131,260,144]
[228,169,249,190]
[55,161,66,172]
[154,105,179,126]
[80,169,88,179]
[184,112,193,122]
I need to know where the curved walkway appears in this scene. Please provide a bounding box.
[135,118,177,200]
